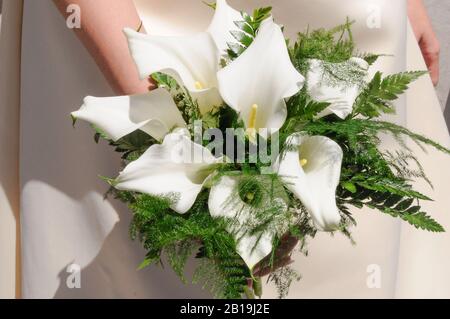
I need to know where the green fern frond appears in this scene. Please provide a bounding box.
[339,186,444,232]
[290,18,355,73]
[357,53,390,66]
[402,212,445,232]
[367,120,450,155]
[353,71,427,118]
[203,1,216,10]
[226,7,272,60]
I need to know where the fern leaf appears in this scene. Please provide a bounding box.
[226,7,273,60]
[402,212,445,232]
[353,71,427,118]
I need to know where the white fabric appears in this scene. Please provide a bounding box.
[0,0,22,299]
[0,0,449,298]
[394,22,450,299]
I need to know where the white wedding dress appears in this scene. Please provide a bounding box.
[1,0,450,299]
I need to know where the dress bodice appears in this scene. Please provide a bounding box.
[134,0,406,53]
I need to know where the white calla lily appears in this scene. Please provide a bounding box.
[306,57,369,119]
[71,88,185,141]
[207,0,242,54]
[123,29,222,114]
[217,19,305,137]
[208,176,282,269]
[273,134,343,231]
[122,0,243,113]
[116,129,220,214]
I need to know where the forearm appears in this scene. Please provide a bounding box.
[53,0,153,95]
[408,0,440,85]
[408,0,432,39]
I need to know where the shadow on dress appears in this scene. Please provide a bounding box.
[53,199,211,299]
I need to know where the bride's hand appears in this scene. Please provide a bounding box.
[408,0,440,86]
[253,234,299,278]
[53,0,154,95]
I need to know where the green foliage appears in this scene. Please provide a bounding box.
[203,1,216,10]
[93,126,155,161]
[114,189,249,299]
[353,71,427,118]
[268,266,301,299]
[152,72,202,131]
[77,12,448,299]
[339,186,444,232]
[402,212,445,232]
[290,18,355,74]
[222,173,292,229]
[226,7,272,59]
[384,150,433,188]
[285,91,330,123]
[357,53,389,66]
[361,120,450,155]
[293,118,449,232]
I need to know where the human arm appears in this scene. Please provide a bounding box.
[408,0,440,85]
[53,0,154,95]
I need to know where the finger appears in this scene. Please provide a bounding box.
[428,56,440,86]
[274,235,299,259]
[421,47,440,86]
[253,234,299,274]
[419,32,440,86]
[254,256,294,277]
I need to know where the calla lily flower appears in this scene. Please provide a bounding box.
[122,0,242,114]
[306,57,369,119]
[123,28,222,114]
[207,0,242,54]
[73,0,245,140]
[71,88,186,142]
[217,19,305,138]
[208,176,285,269]
[116,128,221,214]
[273,134,343,231]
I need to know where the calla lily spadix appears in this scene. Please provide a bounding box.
[207,0,242,54]
[116,128,221,214]
[71,88,186,142]
[306,57,369,119]
[273,134,344,231]
[217,18,305,138]
[208,176,286,269]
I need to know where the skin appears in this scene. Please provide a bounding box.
[408,0,441,85]
[53,0,154,95]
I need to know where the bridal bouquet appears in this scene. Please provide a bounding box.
[72,1,449,298]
